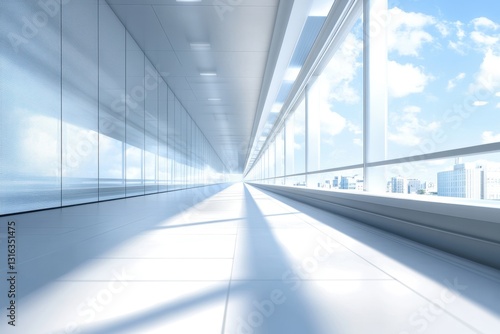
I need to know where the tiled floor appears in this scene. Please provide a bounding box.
[1,183,499,333]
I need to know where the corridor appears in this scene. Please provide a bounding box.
[1,183,499,333]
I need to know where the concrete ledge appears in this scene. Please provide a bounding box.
[250,183,500,270]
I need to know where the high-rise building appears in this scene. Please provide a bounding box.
[332,176,339,188]
[438,162,483,199]
[391,176,408,194]
[407,179,421,194]
[483,169,500,200]
[340,176,363,190]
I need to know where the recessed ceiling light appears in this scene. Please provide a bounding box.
[190,43,211,51]
[200,72,217,76]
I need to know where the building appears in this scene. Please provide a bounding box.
[340,175,363,190]
[332,176,339,188]
[391,176,408,194]
[1,1,499,333]
[438,162,483,199]
[483,168,500,200]
[436,161,500,200]
[407,179,421,194]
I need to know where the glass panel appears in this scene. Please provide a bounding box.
[268,140,276,178]
[158,79,168,191]
[173,98,183,190]
[166,88,175,190]
[186,114,192,187]
[99,3,126,200]
[62,0,98,206]
[386,0,500,159]
[276,127,285,177]
[307,168,364,191]
[0,1,61,214]
[369,152,500,202]
[125,32,145,197]
[294,98,306,175]
[144,58,158,194]
[308,17,363,171]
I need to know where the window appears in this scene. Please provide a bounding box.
[386,0,500,159]
[308,18,364,171]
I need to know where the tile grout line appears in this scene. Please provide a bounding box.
[220,215,241,334]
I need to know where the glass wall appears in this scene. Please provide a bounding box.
[0,0,227,216]
[246,0,500,204]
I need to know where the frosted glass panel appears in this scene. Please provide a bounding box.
[62,0,99,206]
[0,0,227,215]
[158,79,168,191]
[0,1,61,214]
[144,58,158,194]
[125,32,144,197]
[99,3,126,200]
[167,88,176,190]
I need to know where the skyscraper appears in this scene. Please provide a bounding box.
[391,176,408,194]
[438,162,483,199]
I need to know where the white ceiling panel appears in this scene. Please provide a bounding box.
[107,0,282,172]
[163,76,191,90]
[107,0,278,6]
[152,5,277,52]
[110,5,173,51]
[143,50,183,75]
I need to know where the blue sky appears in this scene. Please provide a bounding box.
[312,0,500,185]
[386,0,500,182]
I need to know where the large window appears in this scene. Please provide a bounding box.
[308,18,364,171]
[386,0,500,160]
[246,0,500,204]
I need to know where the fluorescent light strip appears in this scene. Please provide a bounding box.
[200,72,217,76]
[208,98,221,101]
[190,43,211,50]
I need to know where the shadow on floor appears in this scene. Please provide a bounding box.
[74,184,325,334]
[253,185,500,317]
[5,184,232,303]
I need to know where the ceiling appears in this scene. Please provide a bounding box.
[106,0,283,173]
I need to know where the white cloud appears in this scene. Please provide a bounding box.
[468,16,500,53]
[388,61,432,98]
[470,50,500,94]
[497,102,500,109]
[347,121,362,135]
[388,105,441,146]
[455,21,466,40]
[353,138,363,147]
[472,101,488,106]
[447,72,466,91]
[471,17,500,30]
[22,113,60,176]
[320,106,347,137]
[448,22,466,53]
[482,131,500,144]
[387,7,435,56]
[427,159,447,166]
[436,22,450,37]
[403,105,421,113]
[470,31,499,47]
[321,33,363,104]
[448,40,467,54]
